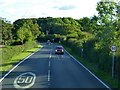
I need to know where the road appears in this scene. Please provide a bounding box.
[1,43,110,89]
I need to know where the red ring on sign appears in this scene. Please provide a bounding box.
[110,45,117,52]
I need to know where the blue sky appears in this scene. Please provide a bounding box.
[0,0,107,23]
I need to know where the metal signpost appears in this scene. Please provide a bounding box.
[110,45,117,78]
[81,40,84,57]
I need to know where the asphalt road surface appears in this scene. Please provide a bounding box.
[1,43,110,89]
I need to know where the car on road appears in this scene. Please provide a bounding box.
[46,40,51,45]
[55,46,64,54]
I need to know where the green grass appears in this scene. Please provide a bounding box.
[0,45,15,51]
[5,45,15,49]
[62,44,118,89]
[1,45,42,72]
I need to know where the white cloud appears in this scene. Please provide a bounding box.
[4,8,16,13]
[55,5,77,10]
[0,0,101,23]
[0,0,17,7]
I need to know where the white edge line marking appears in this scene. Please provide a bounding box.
[0,46,43,83]
[65,49,111,89]
[14,72,36,89]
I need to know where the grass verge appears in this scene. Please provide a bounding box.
[62,44,118,89]
[1,45,42,72]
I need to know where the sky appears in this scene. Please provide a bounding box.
[0,0,118,23]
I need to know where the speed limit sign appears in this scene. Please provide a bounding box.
[110,45,117,52]
[110,45,117,78]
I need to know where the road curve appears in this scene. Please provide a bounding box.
[1,43,110,89]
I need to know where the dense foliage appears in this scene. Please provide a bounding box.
[0,0,120,88]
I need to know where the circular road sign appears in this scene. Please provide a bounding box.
[110,45,117,52]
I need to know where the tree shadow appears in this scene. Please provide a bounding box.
[0,59,24,76]
[25,51,34,53]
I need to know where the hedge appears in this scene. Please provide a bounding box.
[62,37,120,81]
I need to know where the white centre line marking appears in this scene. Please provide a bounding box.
[49,49,52,59]
[48,48,52,83]
[49,55,51,59]
[49,61,50,67]
[48,70,50,82]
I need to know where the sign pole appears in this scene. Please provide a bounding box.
[81,47,83,57]
[112,52,115,78]
[81,40,84,57]
[110,45,117,78]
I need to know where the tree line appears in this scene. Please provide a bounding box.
[1,1,119,45]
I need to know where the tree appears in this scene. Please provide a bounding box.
[89,15,99,34]
[96,1,118,25]
[96,1,118,42]
[81,17,91,32]
[62,17,71,24]
[30,23,41,40]
[26,20,41,40]
[2,20,13,45]
[17,23,32,44]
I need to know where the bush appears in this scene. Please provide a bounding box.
[83,38,120,79]
[62,35,120,81]
[63,38,82,57]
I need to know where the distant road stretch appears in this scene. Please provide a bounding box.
[1,43,110,89]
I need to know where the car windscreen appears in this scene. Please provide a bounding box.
[56,47,63,49]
